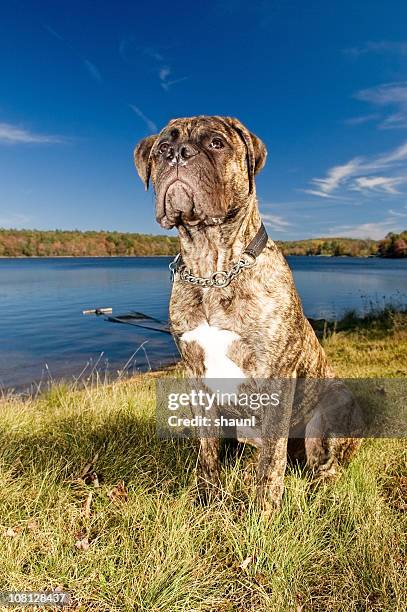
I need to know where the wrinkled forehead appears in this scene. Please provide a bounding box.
[159,116,241,143]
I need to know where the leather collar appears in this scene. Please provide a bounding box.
[169,221,268,288]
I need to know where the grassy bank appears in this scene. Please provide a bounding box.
[0,313,406,611]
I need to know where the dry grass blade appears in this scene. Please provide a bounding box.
[79,451,99,479]
[83,492,93,519]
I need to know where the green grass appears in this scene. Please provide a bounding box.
[0,313,406,611]
[320,308,407,378]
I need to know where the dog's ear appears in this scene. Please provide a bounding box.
[222,117,267,193]
[250,131,267,176]
[134,134,158,190]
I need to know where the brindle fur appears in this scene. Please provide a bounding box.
[134,116,361,512]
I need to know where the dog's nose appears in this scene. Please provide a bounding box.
[165,142,197,165]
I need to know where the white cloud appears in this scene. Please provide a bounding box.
[344,113,380,126]
[327,218,402,239]
[304,141,407,199]
[0,122,65,144]
[302,189,335,198]
[356,82,407,106]
[0,213,31,228]
[369,141,407,167]
[262,213,292,232]
[43,23,102,84]
[42,24,64,41]
[389,208,407,217]
[129,105,157,133]
[304,159,361,198]
[352,176,406,194]
[354,82,407,129]
[144,48,164,62]
[159,67,171,82]
[159,66,187,91]
[345,41,407,57]
[121,44,186,91]
[83,59,102,82]
[119,41,164,64]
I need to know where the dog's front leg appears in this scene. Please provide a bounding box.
[196,437,221,502]
[255,378,296,514]
[256,437,288,512]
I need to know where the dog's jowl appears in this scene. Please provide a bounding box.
[134,116,361,512]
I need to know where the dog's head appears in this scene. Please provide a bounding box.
[134,116,267,229]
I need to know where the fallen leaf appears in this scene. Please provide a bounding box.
[89,471,100,488]
[75,537,90,551]
[27,519,38,530]
[239,555,254,570]
[254,572,269,586]
[107,481,128,504]
[4,527,19,537]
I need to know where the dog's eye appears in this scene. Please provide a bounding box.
[158,142,170,154]
[210,137,224,150]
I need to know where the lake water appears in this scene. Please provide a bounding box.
[1,256,406,391]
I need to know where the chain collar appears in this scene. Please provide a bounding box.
[170,252,255,288]
[169,221,268,289]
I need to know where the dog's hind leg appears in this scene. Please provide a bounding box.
[305,381,363,481]
[305,435,362,481]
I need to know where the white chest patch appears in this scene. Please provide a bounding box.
[181,322,246,379]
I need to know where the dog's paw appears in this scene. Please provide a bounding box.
[256,482,284,517]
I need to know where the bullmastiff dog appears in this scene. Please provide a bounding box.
[134,116,361,512]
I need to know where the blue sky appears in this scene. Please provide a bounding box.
[1,0,407,240]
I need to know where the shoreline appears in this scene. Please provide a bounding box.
[4,310,405,396]
[0,254,386,260]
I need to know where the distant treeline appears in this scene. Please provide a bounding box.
[377,230,407,258]
[0,228,406,258]
[276,237,377,257]
[0,229,179,257]
[276,231,407,257]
